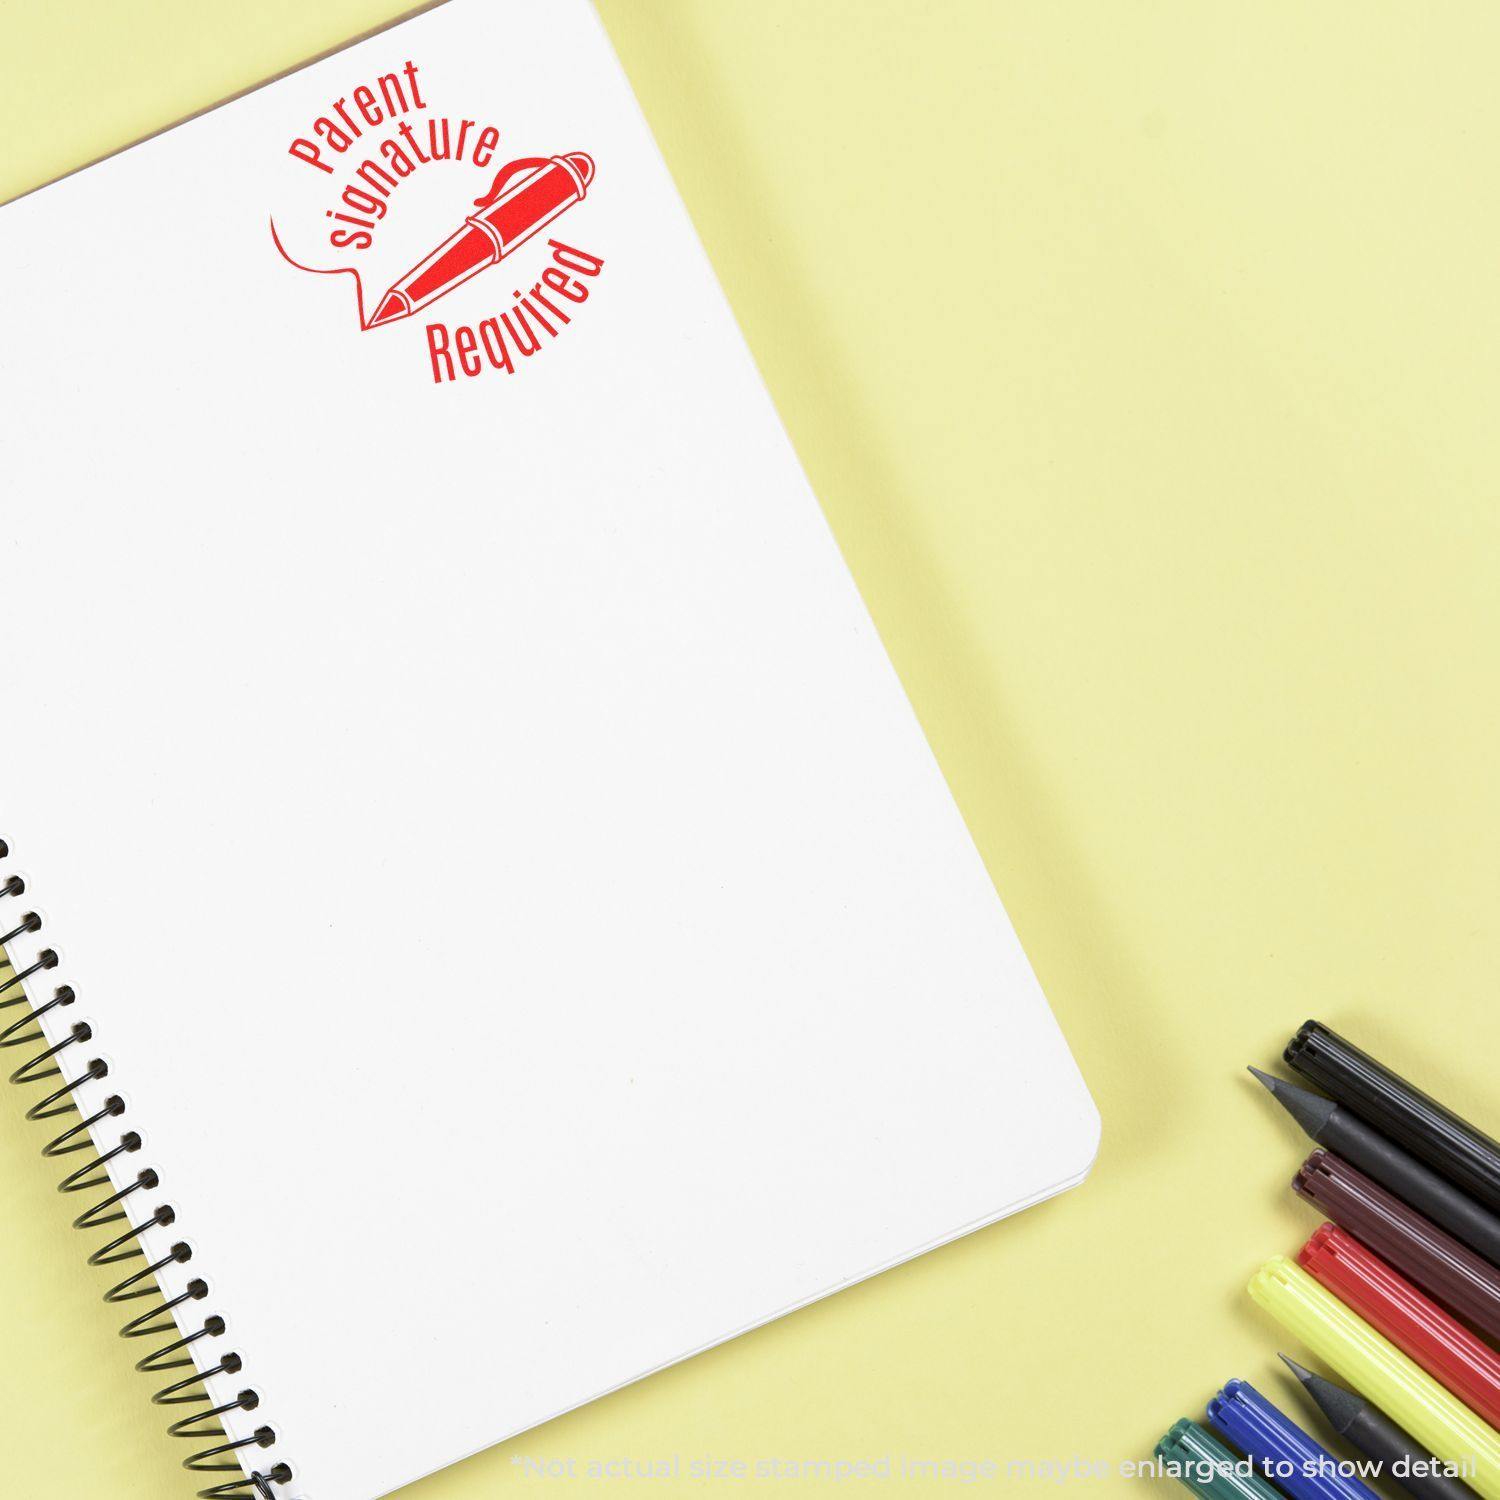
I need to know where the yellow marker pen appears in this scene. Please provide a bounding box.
[1249,1255,1500,1500]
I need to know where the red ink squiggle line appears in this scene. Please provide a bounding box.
[269,217,372,331]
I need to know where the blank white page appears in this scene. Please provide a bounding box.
[0,3,1097,1498]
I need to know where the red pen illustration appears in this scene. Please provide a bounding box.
[270,150,595,330]
[370,151,594,326]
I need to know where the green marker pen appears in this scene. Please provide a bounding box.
[1155,1418,1284,1500]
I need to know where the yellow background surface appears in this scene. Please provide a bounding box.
[2,3,1497,1497]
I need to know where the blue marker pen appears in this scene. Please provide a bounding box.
[1209,1378,1382,1500]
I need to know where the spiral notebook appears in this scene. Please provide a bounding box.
[0,3,1098,1497]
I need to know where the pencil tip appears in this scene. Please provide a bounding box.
[1279,1356,1360,1431]
[1248,1065,1335,1138]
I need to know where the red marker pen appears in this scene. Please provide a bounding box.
[1300,1222,1500,1429]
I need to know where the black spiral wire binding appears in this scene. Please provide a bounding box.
[0,839,294,1499]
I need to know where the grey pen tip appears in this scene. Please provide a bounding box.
[1248,1065,1279,1090]
[1279,1353,1314,1383]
